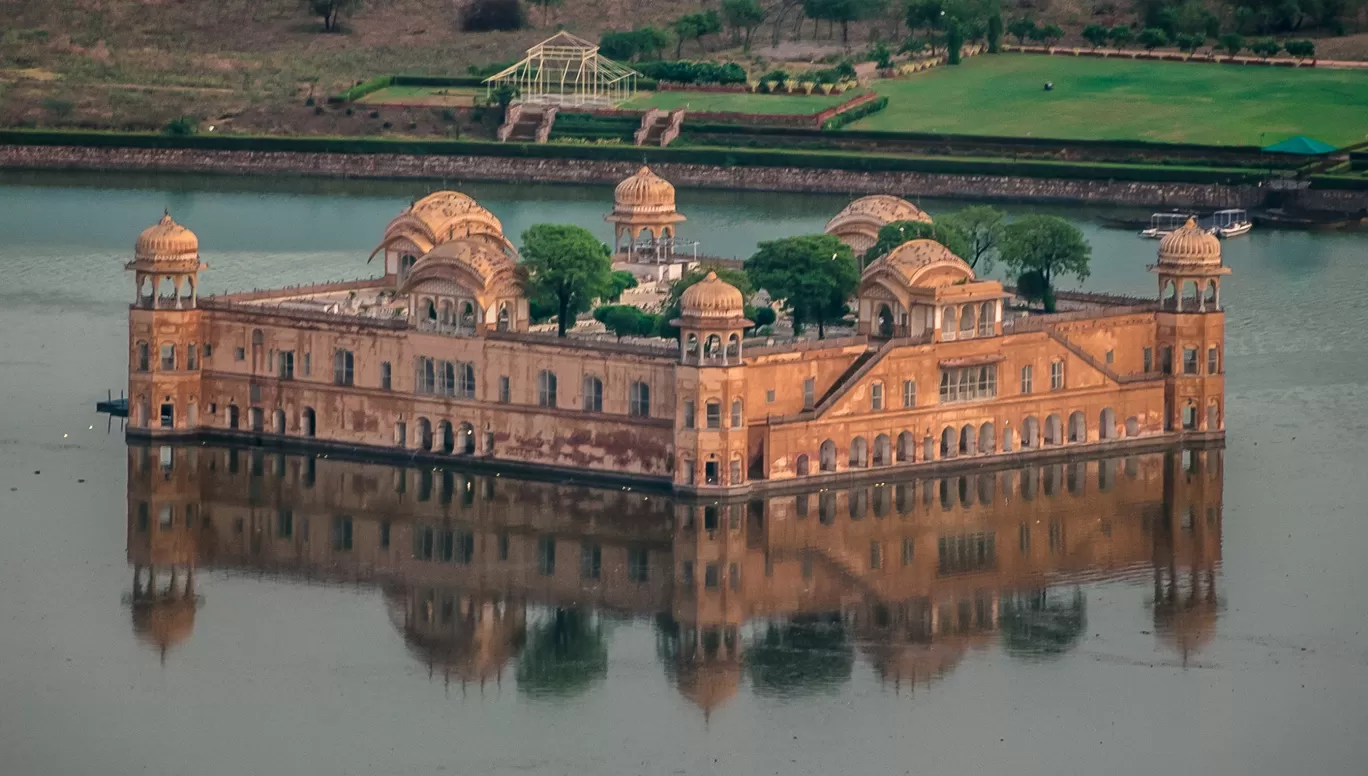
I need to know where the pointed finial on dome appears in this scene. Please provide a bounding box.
[160,209,172,224]
[704,270,718,280]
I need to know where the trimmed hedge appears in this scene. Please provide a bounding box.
[633,61,747,85]
[330,75,394,104]
[0,128,1268,184]
[1309,174,1368,190]
[821,96,888,130]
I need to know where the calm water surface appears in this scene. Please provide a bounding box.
[1,171,1366,776]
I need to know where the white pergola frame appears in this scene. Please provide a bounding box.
[483,32,638,108]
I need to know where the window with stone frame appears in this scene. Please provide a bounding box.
[1020,365,1033,394]
[871,382,884,411]
[902,379,916,408]
[537,370,557,407]
[1207,346,1219,375]
[1050,361,1064,390]
[1183,347,1199,375]
[629,381,650,417]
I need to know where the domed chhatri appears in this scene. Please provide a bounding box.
[134,211,200,266]
[680,271,745,319]
[824,195,932,254]
[1157,218,1222,267]
[613,166,679,215]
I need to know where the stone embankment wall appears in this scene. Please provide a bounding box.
[3,142,1356,211]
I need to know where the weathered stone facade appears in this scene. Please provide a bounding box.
[0,142,1293,209]
[125,189,1228,495]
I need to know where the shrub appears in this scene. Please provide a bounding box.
[1139,28,1169,51]
[163,116,197,136]
[461,0,525,32]
[1082,24,1108,50]
[345,107,354,116]
[821,96,889,130]
[1218,32,1244,57]
[314,106,324,115]
[1284,40,1314,61]
[634,61,747,85]
[1108,25,1132,50]
[304,95,316,107]
[382,121,393,129]
[369,110,380,119]
[333,75,393,103]
[1249,37,1280,60]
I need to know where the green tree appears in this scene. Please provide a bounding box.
[722,0,768,50]
[746,234,859,338]
[752,306,778,328]
[987,13,1003,52]
[1108,25,1132,51]
[1250,36,1281,59]
[1139,27,1169,51]
[861,220,972,267]
[306,0,362,32]
[947,20,963,63]
[1000,215,1091,313]
[1007,17,1037,45]
[1175,33,1203,55]
[1082,23,1109,49]
[526,0,563,26]
[672,11,722,56]
[1284,39,1314,61]
[521,224,614,337]
[593,305,658,339]
[1039,22,1064,47]
[607,269,637,302]
[807,0,889,45]
[516,609,608,699]
[1218,32,1244,57]
[940,205,1006,273]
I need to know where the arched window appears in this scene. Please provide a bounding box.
[497,304,510,331]
[849,437,868,468]
[960,304,975,336]
[417,418,432,451]
[877,304,894,337]
[730,399,743,428]
[537,370,557,407]
[1068,411,1086,443]
[426,299,438,321]
[727,334,740,360]
[1022,416,1040,449]
[978,301,994,336]
[274,409,286,434]
[704,335,722,359]
[1099,408,1117,440]
[1002,426,1014,452]
[1207,400,1220,430]
[979,422,996,454]
[460,301,476,330]
[959,424,975,455]
[943,306,957,339]
[439,300,453,325]
[135,341,150,372]
[629,381,650,417]
[795,454,810,476]
[1045,414,1063,445]
[941,427,957,458]
[583,375,603,412]
[1182,402,1198,430]
[1125,416,1140,437]
[896,431,914,463]
[439,421,455,454]
[685,334,699,360]
[301,407,316,438]
[458,422,475,454]
[819,440,837,472]
[873,434,891,466]
[443,362,456,396]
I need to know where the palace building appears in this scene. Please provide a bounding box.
[125,169,1227,493]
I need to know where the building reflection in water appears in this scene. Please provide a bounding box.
[125,443,1223,709]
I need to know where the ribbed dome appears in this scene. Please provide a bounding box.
[135,211,199,264]
[680,271,744,319]
[613,166,677,216]
[1158,218,1222,266]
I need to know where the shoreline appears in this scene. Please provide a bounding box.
[3,143,1364,213]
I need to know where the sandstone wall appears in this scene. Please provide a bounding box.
[0,143,1281,209]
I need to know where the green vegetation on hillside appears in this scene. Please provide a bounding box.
[854,55,1368,147]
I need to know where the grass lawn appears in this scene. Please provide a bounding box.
[359,85,484,106]
[624,89,859,115]
[856,55,1368,147]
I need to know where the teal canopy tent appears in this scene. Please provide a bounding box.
[1261,135,1337,155]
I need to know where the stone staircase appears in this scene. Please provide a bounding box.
[497,103,557,143]
[634,108,685,147]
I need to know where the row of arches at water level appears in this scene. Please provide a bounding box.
[791,402,1220,477]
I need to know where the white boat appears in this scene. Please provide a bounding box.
[1208,209,1253,238]
[1140,212,1195,238]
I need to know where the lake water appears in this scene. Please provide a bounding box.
[1,171,1366,776]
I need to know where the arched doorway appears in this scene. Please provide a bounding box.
[1068,411,1086,443]
[1207,401,1220,430]
[849,437,868,468]
[878,304,894,337]
[274,409,286,434]
[439,421,454,454]
[417,418,432,451]
[1125,416,1140,437]
[873,434,891,466]
[941,427,956,459]
[458,422,476,454]
[1044,414,1063,446]
[896,431,914,463]
[819,440,837,472]
[796,454,810,476]
[959,424,975,456]
[979,422,996,454]
[301,407,316,437]
[1022,416,1039,449]
[1099,408,1117,440]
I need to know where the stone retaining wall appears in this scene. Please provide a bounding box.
[0,142,1340,210]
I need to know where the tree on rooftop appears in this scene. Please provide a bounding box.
[593,305,659,340]
[306,0,362,33]
[861,220,972,268]
[1000,215,1091,313]
[521,224,614,337]
[940,205,1006,274]
[746,234,859,339]
[722,0,768,50]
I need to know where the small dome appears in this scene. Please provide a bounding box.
[1158,219,1222,266]
[613,166,677,216]
[872,239,975,288]
[680,271,745,319]
[135,211,199,264]
[400,236,520,296]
